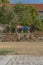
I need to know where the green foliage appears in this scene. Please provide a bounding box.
[0,2,43,32]
[0,5,8,24]
[0,0,2,3]
[41,15,43,24]
[0,0,10,3]
[0,49,13,55]
[14,3,31,25]
[14,3,43,31]
[0,4,15,32]
[19,6,32,25]
[29,6,43,31]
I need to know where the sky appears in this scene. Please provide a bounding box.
[10,0,43,4]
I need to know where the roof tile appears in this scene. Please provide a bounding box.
[0,4,43,11]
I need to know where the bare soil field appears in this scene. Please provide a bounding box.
[0,42,43,56]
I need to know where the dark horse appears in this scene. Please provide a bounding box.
[30,24,36,33]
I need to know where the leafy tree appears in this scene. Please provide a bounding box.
[41,15,43,25]
[0,0,10,24]
[0,4,15,32]
[29,6,43,31]
[0,4,9,24]
[14,3,28,23]
[7,10,15,32]
[19,6,32,26]
[0,2,43,32]
[1,0,10,3]
[14,3,43,31]
[0,6,6,24]
[0,0,2,3]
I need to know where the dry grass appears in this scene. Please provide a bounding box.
[0,42,43,56]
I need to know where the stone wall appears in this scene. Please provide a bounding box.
[0,32,43,42]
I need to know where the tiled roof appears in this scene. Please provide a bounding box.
[0,4,43,11]
[27,4,43,11]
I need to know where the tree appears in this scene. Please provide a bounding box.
[0,4,9,24]
[29,6,43,31]
[0,0,10,23]
[0,4,16,32]
[0,0,2,3]
[41,15,43,25]
[19,6,32,26]
[7,10,16,32]
[14,3,43,31]
[0,2,43,32]
[14,3,25,24]
[1,0,10,3]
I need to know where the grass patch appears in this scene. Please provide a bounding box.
[0,49,14,55]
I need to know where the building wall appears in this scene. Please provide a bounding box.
[38,11,43,19]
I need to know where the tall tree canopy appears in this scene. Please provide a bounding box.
[0,4,15,32]
[14,3,43,31]
[0,2,43,32]
[0,0,10,3]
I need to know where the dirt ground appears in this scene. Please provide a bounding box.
[0,42,43,56]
